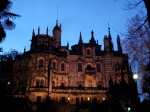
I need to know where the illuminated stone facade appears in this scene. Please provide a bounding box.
[25,21,132,104]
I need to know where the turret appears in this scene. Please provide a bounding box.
[104,35,109,52]
[104,26,114,52]
[108,27,114,51]
[52,20,61,48]
[89,30,96,44]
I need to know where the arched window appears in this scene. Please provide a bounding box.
[60,82,65,89]
[78,63,82,71]
[78,84,83,89]
[52,81,55,87]
[36,80,40,87]
[87,49,91,55]
[96,63,101,72]
[40,80,44,87]
[39,59,44,67]
[97,84,102,89]
[61,63,65,71]
[87,65,92,70]
[53,61,56,69]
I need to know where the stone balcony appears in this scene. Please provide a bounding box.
[29,87,48,92]
[52,87,108,94]
[84,67,96,75]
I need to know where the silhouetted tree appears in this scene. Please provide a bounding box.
[0,97,37,112]
[121,0,150,27]
[142,72,150,100]
[143,0,150,26]
[0,0,20,43]
[0,49,34,95]
[122,13,150,100]
[122,13,150,69]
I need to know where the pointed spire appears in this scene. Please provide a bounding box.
[56,20,58,26]
[24,47,26,53]
[32,29,35,37]
[46,26,48,35]
[117,35,122,53]
[108,23,111,38]
[78,32,83,45]
[80,32,82,39]
[60,23,61,29]
[38,26,40,35]
[107,23,114,51]
[67,42,69,49]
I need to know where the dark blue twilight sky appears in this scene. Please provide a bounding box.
[0,0,143,52]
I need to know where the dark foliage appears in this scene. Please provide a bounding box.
[0,96,36,112]
[0,0,20,43]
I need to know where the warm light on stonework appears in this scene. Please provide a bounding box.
[68,97,70,100]
[103,97,105,101]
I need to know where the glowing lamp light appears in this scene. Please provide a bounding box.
[133,73,138,80]
[103,97,105,101]
[68,97,70,100]
[87,97,90,101]
[128,107,131,111]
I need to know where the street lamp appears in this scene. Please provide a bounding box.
[133,73,138,81]
[132,73,139,110]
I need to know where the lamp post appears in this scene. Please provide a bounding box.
[132,73,139,111]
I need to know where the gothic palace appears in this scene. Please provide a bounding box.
[25,21,132,105]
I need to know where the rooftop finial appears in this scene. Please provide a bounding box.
[46,26,48,35]
[56,4,58,26]
[57,4,58,21]
[32,29,35,37]
[80,32,82,39]
[56,20,58,26]
[108,22,110,36]
[91,30,94,38]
